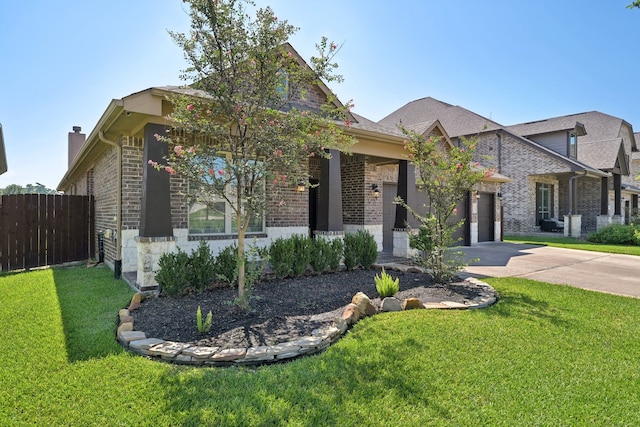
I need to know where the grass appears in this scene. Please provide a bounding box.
[2,266,640,425]
[504,234,640,256]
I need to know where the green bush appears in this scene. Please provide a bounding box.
[310,237,343,274]
[343,230,378,270]
[155,248,192,296]
[269,237,296,279]
[214,244,239,285]
[189,240,217,290]
[328,238,344,271]
[587,224,640,245]
[290,234,312,277]
[375,267,400,298]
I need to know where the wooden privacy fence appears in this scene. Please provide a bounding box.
[0,194,95,272]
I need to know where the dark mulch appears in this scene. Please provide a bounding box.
[133,269,481,349]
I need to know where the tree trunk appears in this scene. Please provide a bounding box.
[237,228,246,301]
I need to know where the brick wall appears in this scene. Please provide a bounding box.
[93,144,119,264]
[121,136,143,230]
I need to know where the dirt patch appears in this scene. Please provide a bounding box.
[133,269,482,349]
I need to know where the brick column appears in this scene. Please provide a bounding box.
[394,160,417,229]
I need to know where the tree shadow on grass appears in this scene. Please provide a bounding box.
[52,266,133,363]
[156,323,451,425]
[483,289,572,329]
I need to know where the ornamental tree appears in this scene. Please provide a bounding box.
[156,0,354,305]
[396,132,491,283]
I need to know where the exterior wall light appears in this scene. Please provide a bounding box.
[296,179,306,192]
[371,183,380,198]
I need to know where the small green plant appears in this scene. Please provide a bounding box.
[374,267,400,298]
[189,240,217,290]
[196,305,212,334]
[328,238,344,271]
[155,248,192,296]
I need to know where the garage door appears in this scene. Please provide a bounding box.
[478,192,495,242]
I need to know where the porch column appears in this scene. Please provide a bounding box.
[600,177,608,215]
[393,160,417,257]
[316,149,343,232]
[633,195,638,212]
[394,160,416,229]
[141,124,173,237]
[613,174,622,216]
[137,123,175,291]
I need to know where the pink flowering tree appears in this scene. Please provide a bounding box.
[155,0,354,306]
[396,132,491,283]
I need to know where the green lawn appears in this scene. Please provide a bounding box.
[2,266,640,425]
[505,234,640,256]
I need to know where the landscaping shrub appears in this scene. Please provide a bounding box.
[328,238,344,271]
[290,234,312,277]
[269,236,296,278]
[343,230,378,270]
[214,243,239,285]
[587,224,640,245]
[189,240,217,290]
[155,248,192,296]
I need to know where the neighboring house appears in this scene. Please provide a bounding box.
[378,97,640,236]
[57,86,507,291]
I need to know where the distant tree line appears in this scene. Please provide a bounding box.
[0,183,58,195]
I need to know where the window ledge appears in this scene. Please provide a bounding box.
[188,233,267,241]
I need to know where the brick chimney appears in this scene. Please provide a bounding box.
[68,126,85,167]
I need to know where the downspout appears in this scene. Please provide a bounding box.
[99,131,122,279]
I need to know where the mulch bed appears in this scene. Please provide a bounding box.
[133,269,480,349]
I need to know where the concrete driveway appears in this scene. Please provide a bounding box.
[459,242,640,298]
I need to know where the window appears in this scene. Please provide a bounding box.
[568,132,577,158]
[536,182,554,225]
[188,155,264,236]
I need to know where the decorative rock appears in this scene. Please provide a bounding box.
[407,267,423,273]
[334,317,348,334]
[380,297,402,312]
[402,297,424,310]
[119,308,130,317]
[441,301,468,309]
[129,338,164,351]
[342,303,361,325]
[352,292,377,316]
[118,330,147,345]
[148,341,189,359]
[245,346,274,362]
[211,348,246,362]
[117,322,134,335]
[183,346,220,359]
[291,336,323,348]
[424,302,449,309]
[128,293,144,311]
[119,314,134,323]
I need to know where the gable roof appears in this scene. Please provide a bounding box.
[378,97,502,137]
[507,111,635,173]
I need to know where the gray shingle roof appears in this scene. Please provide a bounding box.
[506,111,623,143]
[378,97,502,137]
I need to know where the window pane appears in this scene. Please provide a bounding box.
[231,209,264,233]
[189,201,226,234]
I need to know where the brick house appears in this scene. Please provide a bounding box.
[57,86,507,290]
[380,97,640,236]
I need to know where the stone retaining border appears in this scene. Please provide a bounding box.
[117,268,497,367]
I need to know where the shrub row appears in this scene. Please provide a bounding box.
[587,223,640,246]
[155,230,379,294]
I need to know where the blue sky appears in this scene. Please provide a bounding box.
[1,0,639,190]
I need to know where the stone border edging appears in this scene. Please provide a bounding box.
[117,267,497,367]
